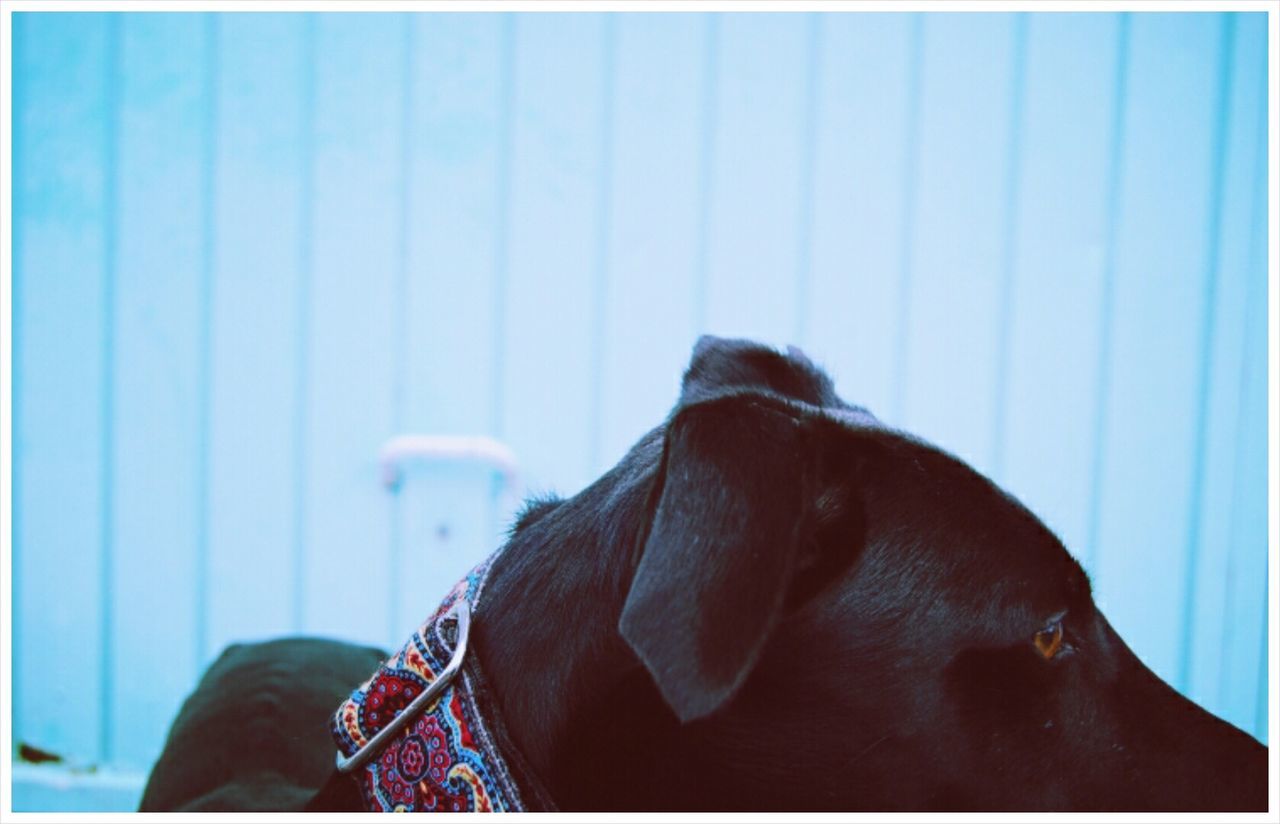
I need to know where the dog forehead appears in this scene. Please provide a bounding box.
[831,426,1090,613]
[669,336,1087,613]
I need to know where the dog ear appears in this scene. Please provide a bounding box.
[619,393,818,723]
[680,335,844,409]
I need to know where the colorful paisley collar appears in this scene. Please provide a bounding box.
[328,554,551,812]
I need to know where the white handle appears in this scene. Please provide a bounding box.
[379,434,520,494]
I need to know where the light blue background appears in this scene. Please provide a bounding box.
[10,10,1271,793]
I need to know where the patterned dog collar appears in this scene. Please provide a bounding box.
[329,556,546,812]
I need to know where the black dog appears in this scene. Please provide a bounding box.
[142,336,1268,811]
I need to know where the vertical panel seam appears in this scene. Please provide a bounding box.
[1218,186,1265,716]
[692,13,720,334]
[890,14,924,426]
[10,10,26,751]
[491,14,516,440]
[194,11,219,673]
[1176,13,1236,693]
[1217,66,1269,719]
[388,13,415,643]
[990,13,1029,482]
[588,15,618,475]
[292,14,317,634]
[486,14,516,544]
[393,14,414,439]
[99,12,123,765]
[1246,48,1268,737]
[1215,292,1250,707]
[1084,12,1131,579]
[1255,584,1268,741]
[793,13,821,349]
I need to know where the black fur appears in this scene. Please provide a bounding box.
[510,492,565,535]
[143,335,1268,811]
[139,638,385,811]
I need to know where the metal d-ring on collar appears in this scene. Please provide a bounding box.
[335,599,472,774]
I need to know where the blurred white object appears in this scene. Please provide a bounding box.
[379,435,520,497]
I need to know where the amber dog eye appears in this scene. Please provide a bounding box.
[1033,622,1065,660]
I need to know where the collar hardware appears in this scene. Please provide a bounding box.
[329,557,546,812]
[334,599,471,775]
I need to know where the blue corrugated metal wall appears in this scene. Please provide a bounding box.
[11,11,1270,777]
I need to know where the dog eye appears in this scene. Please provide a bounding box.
[1033,621,1065,660]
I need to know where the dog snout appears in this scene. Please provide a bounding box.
[1109,655,1268,811]
[1185,688,1268,812]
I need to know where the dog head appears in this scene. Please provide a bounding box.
[582,335,1264,810]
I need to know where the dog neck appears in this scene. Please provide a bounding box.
[471,433,664,802]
